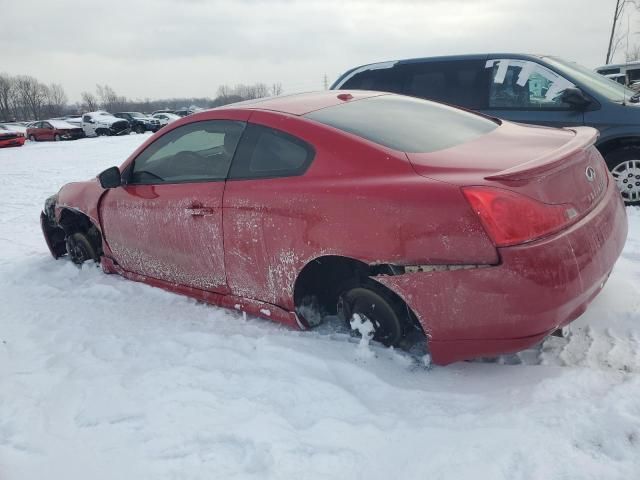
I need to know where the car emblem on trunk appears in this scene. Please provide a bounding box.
[585,166,596,182]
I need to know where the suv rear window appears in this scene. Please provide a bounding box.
[305,95,498,153]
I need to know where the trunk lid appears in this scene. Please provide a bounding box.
[406,122,608,216]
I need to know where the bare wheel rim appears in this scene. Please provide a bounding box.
[611,159,640,203]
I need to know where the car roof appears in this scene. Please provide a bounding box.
[331,53,548,87]
[218,90,386,116]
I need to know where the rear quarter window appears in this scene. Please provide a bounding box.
[305,94,498,153]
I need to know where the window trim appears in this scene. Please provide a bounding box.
[126,119,246,186]
[227,123,316,182]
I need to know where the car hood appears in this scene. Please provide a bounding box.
[92,116,126,125]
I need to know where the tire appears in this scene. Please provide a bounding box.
[65,232,98,264]
[54,134,61,141]
[135,124,145,134]
[605,146,640,206]
[337,284,405,347]
[29,135,36,142]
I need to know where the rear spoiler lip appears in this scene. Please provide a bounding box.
[484,127,599,181]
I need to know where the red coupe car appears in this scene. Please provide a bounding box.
[0,124,26,148]
[27,120,84,141]
[40,91,628,364]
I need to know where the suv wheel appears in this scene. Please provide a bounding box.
[605,146,640,206]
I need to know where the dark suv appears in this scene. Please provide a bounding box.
[114,112,161,134]
[333,54,640,205]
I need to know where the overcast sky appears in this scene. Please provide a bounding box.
[1,0,637,102]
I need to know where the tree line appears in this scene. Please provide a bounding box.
[0,72,283,122]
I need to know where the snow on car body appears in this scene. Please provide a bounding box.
[40,91,628,364]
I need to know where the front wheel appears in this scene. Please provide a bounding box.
[54,134,61,141]
[605,147,640,206]
[135,124,145,134]
[66,232,99,264]
[29,135,36,142]
[337,285,404,347]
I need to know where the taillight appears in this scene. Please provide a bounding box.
[462,186,577,247]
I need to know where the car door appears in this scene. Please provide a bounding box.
[100,119,246,292]
[480,58,584,128]
[223,117,315,306]
[41,122,54,141]
[29,122,41,140]
[82,115,96,136]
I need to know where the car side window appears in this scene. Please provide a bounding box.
[340,67,403,94]
[129,120,246,185]
[487,59,576,109]
[228,124,314,180]
[627,68,640,83]
[83,115,91,123]
[401,60,488,109]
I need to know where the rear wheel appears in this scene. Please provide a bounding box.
[29,134,36,142]
[605,147,640,206]
[337,284,405,347]
[65,232,98,264]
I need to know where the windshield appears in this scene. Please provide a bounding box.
[544,56,638,103]
[131,112,146,118]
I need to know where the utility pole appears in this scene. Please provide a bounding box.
[606,0,628,64]
[323,74,329,90]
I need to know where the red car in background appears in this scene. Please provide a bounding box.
[0,124,26,148]
[27,120,84,141]
[40,91,628,364]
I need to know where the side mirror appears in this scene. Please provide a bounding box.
[98,166,122,189]
[561,87,591,109]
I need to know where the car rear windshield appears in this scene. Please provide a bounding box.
[304,94,498,153]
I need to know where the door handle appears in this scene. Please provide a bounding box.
[185,207,215,216]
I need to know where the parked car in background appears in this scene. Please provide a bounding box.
[333,53,640,205]
[82,111,130,137]
[40,91,627,365]
[174,107,202,117]
[151,109,175,116]
[113,112,161,133]
[27,120,85,142]
[0,124,26,148]
[0,122,27,135]
[595,61,640,87]
[152,112,181,126]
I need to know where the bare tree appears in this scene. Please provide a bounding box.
[81,91,99,112]
[626,43,640,62]
[607,0,636,64]
[14,75,48,120]
[96,84,128,112]
[45,83,68,117]
[270,83,283,96]
[0,73,15,121]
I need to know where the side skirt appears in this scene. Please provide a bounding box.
[100,256,303,330]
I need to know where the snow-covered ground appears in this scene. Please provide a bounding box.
[1,136,639,479]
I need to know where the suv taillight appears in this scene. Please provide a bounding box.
[462,186,577,247]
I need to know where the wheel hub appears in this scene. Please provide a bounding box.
[612,159,640,203]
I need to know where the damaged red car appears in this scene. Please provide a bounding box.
[40,91,628,364]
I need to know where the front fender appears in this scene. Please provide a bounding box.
[55,179,106,230]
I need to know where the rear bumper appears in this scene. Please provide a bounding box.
[376,178,628,364]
